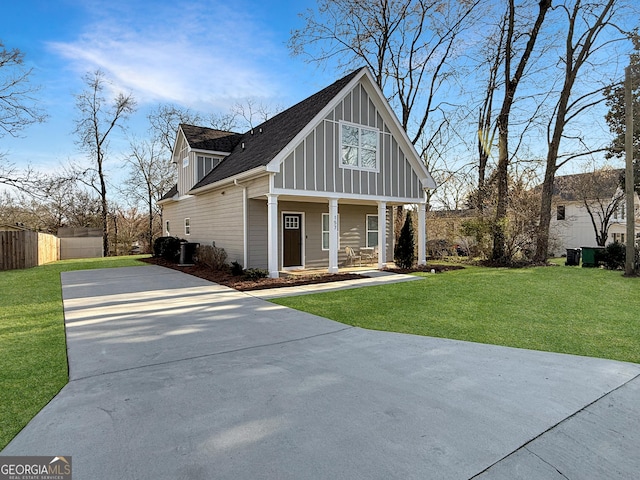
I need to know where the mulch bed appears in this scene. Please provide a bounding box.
[142,257,465,291]
[141,257,365,291]
[383,264,465,274]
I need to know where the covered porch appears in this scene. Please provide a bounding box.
[262,194,427,278]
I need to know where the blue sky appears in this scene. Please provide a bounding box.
[2,0,336,174]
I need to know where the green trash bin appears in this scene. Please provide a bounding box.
[581,246,604,268]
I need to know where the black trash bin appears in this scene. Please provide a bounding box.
[179,242,199,266]
[565,248,581,266]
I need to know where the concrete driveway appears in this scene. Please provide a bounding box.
[3,265,639,479]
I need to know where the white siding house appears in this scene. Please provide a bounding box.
[549,171,640,256]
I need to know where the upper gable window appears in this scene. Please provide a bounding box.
[197,155,221,181]
[340,122,379,171]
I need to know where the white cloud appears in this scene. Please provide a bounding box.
[47,1,285,111]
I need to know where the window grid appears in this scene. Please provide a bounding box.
[366,214,378,248]
[284,215,300,230]
[340,122,379,172]
[184,218,190,235]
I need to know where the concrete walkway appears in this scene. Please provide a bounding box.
[3,265,639,479]
[250,269,424,299]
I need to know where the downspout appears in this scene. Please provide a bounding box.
[234,179,248,268]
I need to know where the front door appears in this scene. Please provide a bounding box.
[283,213,302,267]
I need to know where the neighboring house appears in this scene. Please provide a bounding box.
[549,171,640,256]
[159,67,436,277]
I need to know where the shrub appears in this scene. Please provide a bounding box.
[394,214,415,269]
[153,236,183,262]
[244,268,269,280]
[231,261,244,276]
[196,245,228,270]
[601,242,626,270]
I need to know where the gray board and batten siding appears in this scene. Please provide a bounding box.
[274,83,424,202]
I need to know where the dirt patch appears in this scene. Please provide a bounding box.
[141,257,366,291]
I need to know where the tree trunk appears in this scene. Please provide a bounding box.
[492,115,509,262]
[534,168,556,262]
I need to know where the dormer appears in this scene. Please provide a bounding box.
[172,124,243,196]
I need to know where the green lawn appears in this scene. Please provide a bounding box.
[274,263,640,365]
[0,256,148,450]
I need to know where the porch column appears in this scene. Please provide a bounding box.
[377,201,387,269]
[267,194,279,278]
[328,198,339,273]
[418,202,426,266]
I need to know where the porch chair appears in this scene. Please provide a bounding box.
[361,246,378,265]
[345,246,361,267]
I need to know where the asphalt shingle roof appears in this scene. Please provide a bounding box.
[188,67,365,191]
[179,125,243,153]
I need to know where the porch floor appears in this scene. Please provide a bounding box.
[280,263,396,277]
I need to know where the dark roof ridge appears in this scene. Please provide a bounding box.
[190,66,367,190]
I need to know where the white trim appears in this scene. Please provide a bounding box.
[234,179,248,268]
[191,148,232,157]
[328,199,339,273]
[267,194,279,278]
[265,68,436,190]
[366,214,378,248]
[184,217,190,236]
[321,212,341,251]
[265,69,367,173]
[272,187,426,205]
[189,166,267,195]
[338,120,380,173]
[321,213,330,251]
[377,202,387,269]
[281,211,305,270]
[418,202,426,266]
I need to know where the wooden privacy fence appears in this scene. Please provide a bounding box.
[0,230,60,271]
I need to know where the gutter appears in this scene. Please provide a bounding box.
[188,166,267,195]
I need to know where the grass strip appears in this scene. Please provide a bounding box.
[273,264,640,364]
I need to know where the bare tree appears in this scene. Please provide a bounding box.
[567,167,625,246]
[475,16,507,212]
[147,104,203,153]
[123,137,176,251]
[231,98,281,130]
[492,0,551,262]
[0,40,46,189]
[289,0,480,150]
[534,0,625,262]
[74,70,136,256]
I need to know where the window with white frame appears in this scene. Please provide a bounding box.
[322,213,330,250]
[366,215,378,248]
[321,213,340,251]
[613,232,625,244]
[340,122,378,171]
[165,220,170,236]
[197,155,221,181]
[184,218,190,235]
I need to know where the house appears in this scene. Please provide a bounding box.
[159,67,436,277]
[549,170,640,256]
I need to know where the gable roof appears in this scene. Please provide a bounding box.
[552,170,623,201]
[189,68,365,191]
